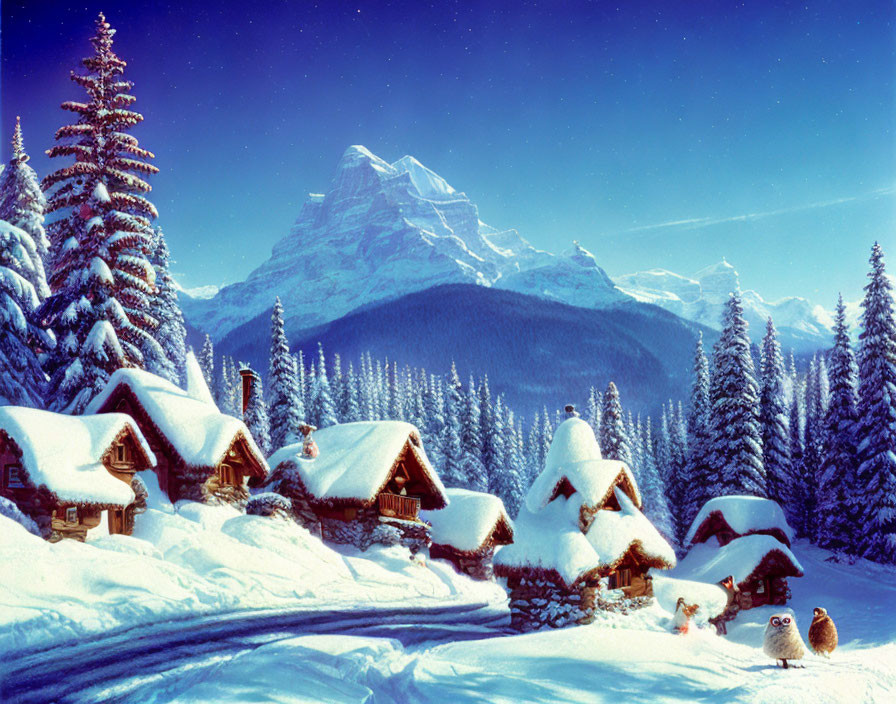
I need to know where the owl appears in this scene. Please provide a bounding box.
[808,607,838,657]
[763,613,805,668]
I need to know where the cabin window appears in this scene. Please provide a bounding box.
[755,580,765,594]
[115,444,128,463]
[5,464,26,489]
[609,568,632,589]
[219,463,236,486]
[65,507,78,523]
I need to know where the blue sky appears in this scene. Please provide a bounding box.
[2,0,894,307]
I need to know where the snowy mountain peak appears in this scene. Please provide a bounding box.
[562,241,600,270]
[392,155,458,201]
[695,259,741,305]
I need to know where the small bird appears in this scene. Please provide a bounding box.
[673,597,699,634]
[808,607,838,657]
[764,613,805,669]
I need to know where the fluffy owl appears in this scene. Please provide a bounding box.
[808,607,838,657]
[763,613,805,668]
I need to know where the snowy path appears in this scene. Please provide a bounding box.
[0,601,510,704]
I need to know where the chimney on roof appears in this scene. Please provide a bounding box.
[565,404,579,418]
[239,365,255,415]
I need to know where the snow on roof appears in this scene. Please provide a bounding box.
[184,350,218,408]
[685,495,794,545]
[586,488,676,570]
[525,417,641,513]
[0,407,154,507]
[673,534,804,588]
[86,368,267,473]
[494,497,601,587]
[421,488,512,553]
[268,421,447,506]
[496,488,673,587]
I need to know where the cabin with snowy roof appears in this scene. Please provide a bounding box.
[675,496,803,628]
[494,408,676,630]
[85,369,268,506]
[422,488,514,580]
[266,421,448,552]
[0,407,155,541]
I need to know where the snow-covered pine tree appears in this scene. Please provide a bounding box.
[440,362,465,486]
[599,381,633,466]
[217,354,238,416]
[341,361,360,423]
[854,243,896,563]
[308,343,338,428]
[242,369,271,456]
[708,291,766,497]
[0,218,53,406]
[760,318,791,509]
[535,408,554,480]
[479,376,504,491]
[0,117,51,300]
[268,297,303,451]
[41,13,164,413]
[797,356,823,538]
[585,386,602,438]
[627,412,644,483]
[817,295,859,551]
[199,335,214,391]
[145,227,186,385]
[785,389,804,532]
[458,376,488,492]
[422,374,445,468]
[492,398,524,515]
[640,417,676,546]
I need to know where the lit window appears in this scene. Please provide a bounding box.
[65,507,78,523]
[6,464,26,489]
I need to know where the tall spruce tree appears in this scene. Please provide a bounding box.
[798,356,823,538]
[708,291,766,497]
[441,362,465,486]
[818,295,859,551]
[854,243,896,563]
[599,381,633,465]
[785,389,804,532]
[0,117,50,299]
[41,13,164,412]
[268,298,303,450]
[640,417,676,545]
[684,333,713,525]
[199,335,214,391]
[145,227,186,385]
[586,386,602,438]
[308,343,338,428]
[243,369,271,456]
[458,376,487,491]
[760,318,791,508]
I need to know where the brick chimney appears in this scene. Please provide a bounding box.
[239,366,255,415]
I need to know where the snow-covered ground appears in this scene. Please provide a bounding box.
[0,476,505,654]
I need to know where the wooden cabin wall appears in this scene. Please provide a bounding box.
[49,505,102,542]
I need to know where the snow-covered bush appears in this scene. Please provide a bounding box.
[0,496,40,536]
[247,492,293,520]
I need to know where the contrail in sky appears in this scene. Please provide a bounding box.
[623,185,896,234]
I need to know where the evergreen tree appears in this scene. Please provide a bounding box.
[0,117,50,299]
[145,227,186,385]
[422,374,446,468]
[684,333,713,525]
[309,343,338,428]
[798,356,823,538]
[854,243,896,563]
[199,335,214,392]
[786,390,804,532]
[479,376,504,490]
[599,381,633,466]
[330,353,344,423]
[640,417,676,545]
[217,354,238,416]
[243,369,271,456]
[41,14,163,412]
[459,376,488,491]
[268,297,303,450]
[708,291,766,497]
[341,361,360,423]
[0,219,52,406]
[441,362,465,486]
[760,318,791,508]
[496,403,528,517]
[818,295,859,551]
[586,386,602,438]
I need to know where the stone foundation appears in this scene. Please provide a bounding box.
[430,545,496,581]
[321,506,432,553]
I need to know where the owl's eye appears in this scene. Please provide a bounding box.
[771,617,781,627]
[782,617,791,625]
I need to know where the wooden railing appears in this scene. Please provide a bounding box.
[378,493,421,521]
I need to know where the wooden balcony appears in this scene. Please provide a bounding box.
[378,493,421,521]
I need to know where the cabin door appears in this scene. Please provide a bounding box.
[108,509,124,535]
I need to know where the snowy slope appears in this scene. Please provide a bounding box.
[60,540,896,703]
[616,260,832,351]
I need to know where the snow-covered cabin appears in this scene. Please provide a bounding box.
[86,369,268,506]
[686,495,794,548]
[0,407,155,540]
[266,421,448,551]
[673,496,803,629]
[422,488,514,580]
[494,411,676,630]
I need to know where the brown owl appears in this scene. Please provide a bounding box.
[808,607,838,657]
